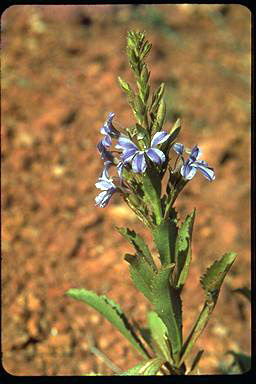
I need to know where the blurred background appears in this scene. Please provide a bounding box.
[2,4,251,375]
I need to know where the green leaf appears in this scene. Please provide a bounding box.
[66,289,149,359]
[200,252,237,297]
[118,76,133,95]
[148,311,173,363]
[180,252,237,367]
[141,168,162,225]
[141,66,150,84]
[189,349,204,374]
[141,42,152,60]
[132,318,154,351]
[152,98,166,134]
[134,95,146,115]
[124,253,155,302]
[151,83,165,112]
[138,328,153,350]
[174,209,196,289]
[160,118,181,160]
[233,287,251,302]
[169,117,181,137]
[153,217,177,265]
[115,227,157,271]
[120,356,165,376]
[151,264,182,363]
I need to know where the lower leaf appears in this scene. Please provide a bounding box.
[66,288,149,359]
[120,356,166,375]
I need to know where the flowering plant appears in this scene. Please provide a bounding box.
[66,31,236,375]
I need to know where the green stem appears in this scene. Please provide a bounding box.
[178,299,215,367]
[164,180,189,221]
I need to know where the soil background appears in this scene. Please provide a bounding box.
[1,4,251,376]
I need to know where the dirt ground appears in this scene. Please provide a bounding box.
[1,4,251,376]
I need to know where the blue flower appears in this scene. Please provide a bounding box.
[173,143,185,156]
[100,112,120,149]
[180,145,215,181]
[95,167,117,208]
[117,160,125,179]
[97,140,114,162]
[115,131,170,173]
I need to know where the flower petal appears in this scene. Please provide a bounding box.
[107,112,115,122]
[121,148,138,162]
[101,164,110,180]
[173,143,184,155]
[194,159,209,167]
[115,137,138,151]
[100,113,120,137]
[95,179,113,191]
[95,190,114,208]
[100,125,109,135]
[117,161,124,178]
[194,163,215,181]
[102,134,112,147]
[151,131,170,147]
[181,161,197,180]
[97,141,114,162]
[132,153,147,173]
[146,148,165,164]
[102,161,113,176]
[190,145,202,162]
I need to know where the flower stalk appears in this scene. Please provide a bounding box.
[66,30,236,376]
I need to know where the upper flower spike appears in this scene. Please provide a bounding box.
[115,131,170,173]
[180,145,215,181]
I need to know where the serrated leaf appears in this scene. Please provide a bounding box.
[66,289,149,358]
[200,252,237,296]
[120,356,165,376]
[175,209,196,289]
[151,265,182,363]
[148,311,173,363]
[153,217,177,265]
[124,253,155,302]
[180,252,236,367]
[115,227,157,271]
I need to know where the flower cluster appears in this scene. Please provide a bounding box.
[115,130,169,173]
[95,114,215,208]
[95,113,172,207]
[173,143,215,181]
